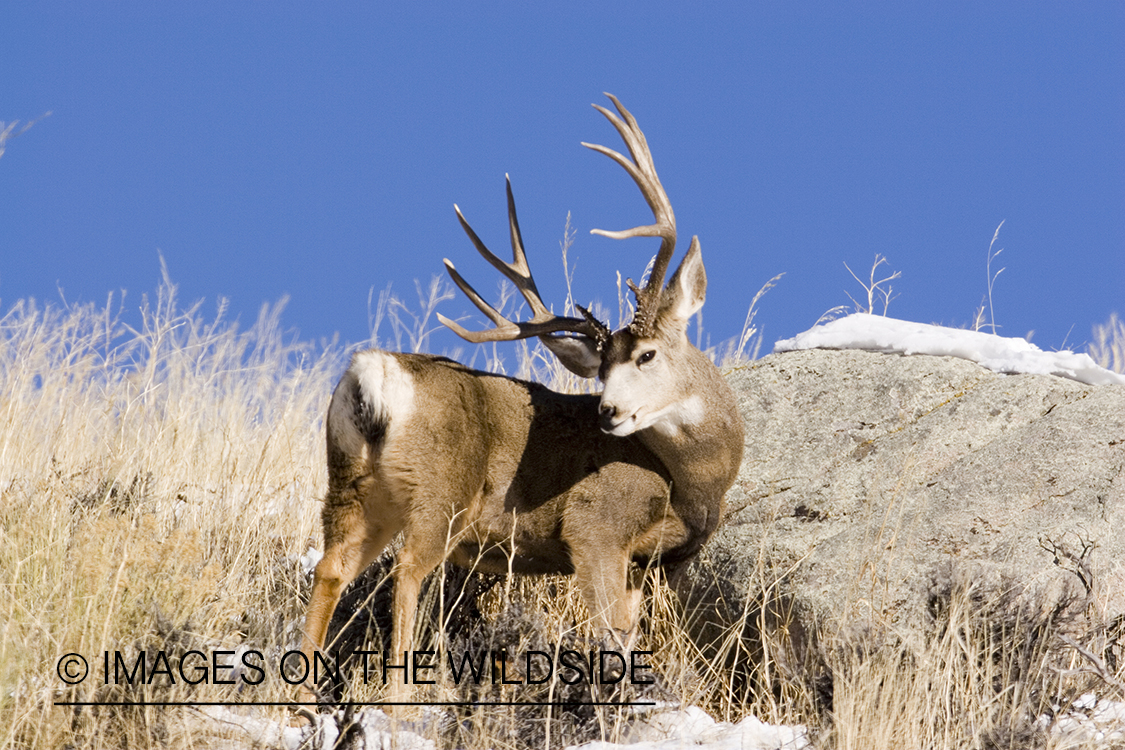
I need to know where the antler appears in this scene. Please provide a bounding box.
[438,176,610,346]
[582,93,677,337]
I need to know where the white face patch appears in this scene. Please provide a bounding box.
[645,394,706,437]
[602,393,706,437]
[599,347,707,437]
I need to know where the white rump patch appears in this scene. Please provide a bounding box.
[328,351,416,452]
[353,351,416,423]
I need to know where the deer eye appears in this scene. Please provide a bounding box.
[637,350,656,365]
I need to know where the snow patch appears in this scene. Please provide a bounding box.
[298,546,323,576]
[196,706,434,750]
[568,705,808,750]
[194,706,312,749]
[775,313,1125,387]
[1042,694,1125,745]
[193,704,805,750]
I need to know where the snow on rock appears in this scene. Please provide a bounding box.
[774,313,1125,387]
[568,705,808,750]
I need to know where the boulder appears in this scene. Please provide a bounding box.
[681,348,1125,655]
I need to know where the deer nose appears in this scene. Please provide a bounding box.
[599,403,617,431]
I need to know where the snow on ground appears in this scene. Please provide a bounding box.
[194,704,807,750]
[298,545,323,576]
[774,313,1125,387]
[196,706,435,750]
[1043,694,1125,746]
[568,705,808,750]
[189,691,1125,749]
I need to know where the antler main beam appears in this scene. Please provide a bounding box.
[437,177,606,344]
[582,93,677,337]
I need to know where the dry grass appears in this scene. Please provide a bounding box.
[2,257,1122,749]
[1,270,337,747]
[1090,313,1124,374]
[821,574,1123,750]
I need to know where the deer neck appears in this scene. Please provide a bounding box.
[636,379,744,503]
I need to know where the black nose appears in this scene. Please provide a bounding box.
[599,403,616,431]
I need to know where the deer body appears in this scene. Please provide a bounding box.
[300,96,744,695]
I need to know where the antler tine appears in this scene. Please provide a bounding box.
[461,176,551,319]
[581,93,677,337]
[438,178,605,344]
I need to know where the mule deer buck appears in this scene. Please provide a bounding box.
[300,95,744,695]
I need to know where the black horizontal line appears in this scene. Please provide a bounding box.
[54,700,656,707]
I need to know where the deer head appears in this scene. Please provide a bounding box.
[437,94,716,440]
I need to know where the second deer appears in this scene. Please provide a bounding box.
[300,94,745,695]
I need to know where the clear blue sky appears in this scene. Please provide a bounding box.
[3,3,1122,358]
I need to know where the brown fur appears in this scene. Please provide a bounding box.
[299,96,745,702]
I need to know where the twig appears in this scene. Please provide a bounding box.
[1058,634,1125,691]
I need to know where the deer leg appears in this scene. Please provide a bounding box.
[571,546,634,648]
[620,564,647,649]
[301,478,401,697]
[384,510,455,701]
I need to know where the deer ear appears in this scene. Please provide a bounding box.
[657,236,706,330]
[540,335,602,379]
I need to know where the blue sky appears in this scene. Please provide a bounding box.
[2,3,1122,359]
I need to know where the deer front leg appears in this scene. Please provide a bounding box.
[570,546,638,650]
[621,564,647,649]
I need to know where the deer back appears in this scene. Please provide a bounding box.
[327,350,685,576]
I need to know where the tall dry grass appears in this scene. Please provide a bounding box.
[2,248,1122,748]
[1,269,338,747]
[1090,313,1124,374]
